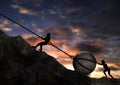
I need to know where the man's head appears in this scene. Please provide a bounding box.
[101,60,105,64]
[47,33,50,36]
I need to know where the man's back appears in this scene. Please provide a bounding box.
[44,36,50,43]
[44,33,50,44]
[102,63,109,71]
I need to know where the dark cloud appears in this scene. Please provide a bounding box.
[45,27,74,40]
[65,0,120,37]
[75,42,102,54]
[9,0,120,38]
[25,36,38,42]
[91,0,120,36]
[110,66,120,71]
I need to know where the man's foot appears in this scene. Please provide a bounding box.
[32,46,36,49]
[39,49,42,51]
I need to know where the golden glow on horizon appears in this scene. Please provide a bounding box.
[64,64,74,70]
[89,64,120,78]
[89,70,120,78]
[64,64,120,78]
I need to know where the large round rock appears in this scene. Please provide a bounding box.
[73,52,96,74]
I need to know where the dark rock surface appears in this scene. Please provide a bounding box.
[0,29,90,85]
[91,77,120,85]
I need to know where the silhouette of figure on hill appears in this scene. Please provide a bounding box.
[34,33,51,51]
[98,60,113,78]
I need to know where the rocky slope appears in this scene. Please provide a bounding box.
[0,29,90,85]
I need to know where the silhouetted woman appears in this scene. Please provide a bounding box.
[98,60,113,78]
[34,33,51,51]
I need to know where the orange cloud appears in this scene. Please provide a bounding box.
[31,22,44,33]
[50,39,70,46]
[0,20,9,27]
[21,34,34,39]
[1,27,12,31]
[10,4,38,15]
[50,28,69,36]
[68,24,82,36]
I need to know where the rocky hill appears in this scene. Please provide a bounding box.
[0,29,90,85]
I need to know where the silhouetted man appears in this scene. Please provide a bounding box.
[98,60,113,78]
[34,33,51,51]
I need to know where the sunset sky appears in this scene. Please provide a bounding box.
[0,0,120,78]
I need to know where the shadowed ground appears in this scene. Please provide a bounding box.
[91,77,120,85]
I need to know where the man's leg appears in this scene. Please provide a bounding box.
[33,43,40,49]
[38,42,48,51]
[103,70,107,77]
[39,44,43,51]
[39,42,46,51]
[108,70,113,78]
